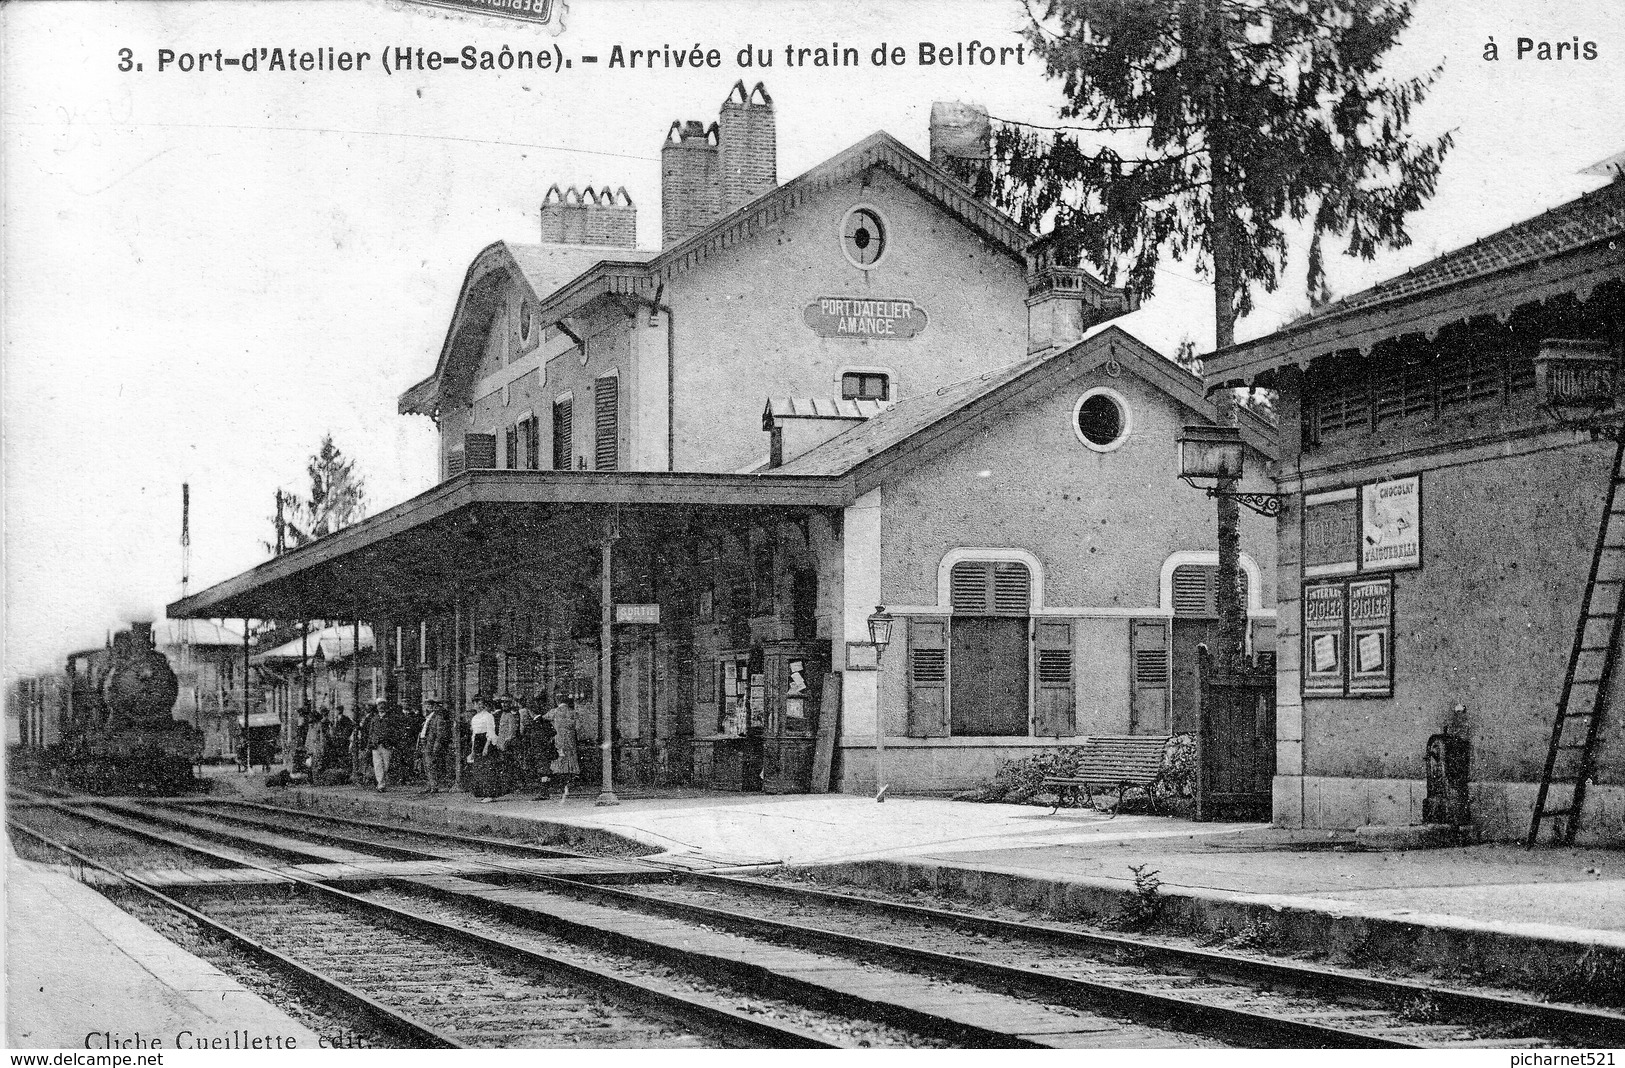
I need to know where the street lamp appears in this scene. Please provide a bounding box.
[866,605,894,803]
[1175,424,1283,518]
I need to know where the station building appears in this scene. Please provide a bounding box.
[170,85,1277,797]
[1204,176,1625,841]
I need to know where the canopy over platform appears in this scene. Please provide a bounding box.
[167,470,852,621]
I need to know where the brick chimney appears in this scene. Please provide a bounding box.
[662,83,778,247]
[661,120,720,246]
[718,81,777,213]
[539,185,638,248]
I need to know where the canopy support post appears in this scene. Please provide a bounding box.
[453,596,464,789]
[598,509,620,806]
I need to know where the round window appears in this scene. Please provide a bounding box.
[841,206,887,268]
[1073,387,1131,452]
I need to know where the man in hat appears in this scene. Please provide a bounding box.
[361,699,394,791]
[417,700,449,794]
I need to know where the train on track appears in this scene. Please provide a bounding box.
[10,622,202,794]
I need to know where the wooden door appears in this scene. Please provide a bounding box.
[1196,650,1277,821]
[950,618,1028,736]
[1171,618,1216,735]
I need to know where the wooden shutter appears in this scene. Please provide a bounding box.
[1173,567,1210,616]
[552,399,573,470]
[504,426,518,469]
[950,562,989,612]
[446,447,466,478]
[1129,619,1170,735]
[993,564,1031,614]
[907,618,949,737]
[594,375,619,471]
[950,561,1031,615]
[464,433,496,470]
[1172,565,1249,617]
[1034,621,1075,738]
[525,417,540,470]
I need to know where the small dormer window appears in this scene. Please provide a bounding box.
[841,372,890,401]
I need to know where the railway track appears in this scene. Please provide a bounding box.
[10,791,1624,1049]
[5,801,854,1048]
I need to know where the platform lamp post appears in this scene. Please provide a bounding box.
[867,605,894,803]
[1176,425,1283,666]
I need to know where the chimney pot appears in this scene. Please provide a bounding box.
[540,181,637,248]
[662,84,777,247]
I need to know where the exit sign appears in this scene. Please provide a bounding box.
[615,604,660,625]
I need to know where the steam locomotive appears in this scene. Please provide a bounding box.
[57,622,203,794]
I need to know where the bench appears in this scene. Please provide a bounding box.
[1043,735,1172,816]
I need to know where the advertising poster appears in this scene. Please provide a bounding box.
[1303,488,1360,577]
[1302,581,1347,696]
[1347,575,1396,697]
[1361,476,1422,571]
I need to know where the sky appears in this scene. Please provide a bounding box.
[3,0,1623,678]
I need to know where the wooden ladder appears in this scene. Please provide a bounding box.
[1528,436,1625,845]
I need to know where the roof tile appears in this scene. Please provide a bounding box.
[1300,180,1625,323]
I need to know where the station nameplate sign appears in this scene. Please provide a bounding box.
[614,603,660,624]
[804,297,928,340]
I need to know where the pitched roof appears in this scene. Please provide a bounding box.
[774,323,1276,481]
[399,242,656,416]
[771,357,1050,478]
[401,130,1057,416]
[251,623,375,665]
[1206,179,1625,386]
[1311,180,1625,320]
[150,619,243,648]
[508,243,658,297]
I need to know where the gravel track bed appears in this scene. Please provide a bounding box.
[355,884,951,1048]
[174,888,722,1047]
[761,870,1618,1016]
[481,880,1212,1047]
[8,808,241,871]
[627,879,1546,1047]
[182,803,551,858]
[232,797,653,858]
[100,888,405,1049]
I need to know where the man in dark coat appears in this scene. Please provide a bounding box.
[361,701,394,792]
[417,701,450,794]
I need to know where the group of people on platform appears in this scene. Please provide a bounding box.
[293,694,580,802]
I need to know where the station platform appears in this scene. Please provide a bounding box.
[256,777,1625,998]
[4,839,322,1050]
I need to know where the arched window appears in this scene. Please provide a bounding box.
[1172,564,1249,617]
[949,560,1031,615]
[943,560,1031,736]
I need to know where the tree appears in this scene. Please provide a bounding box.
[267,434,368,556]
[971,0,1451,662]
